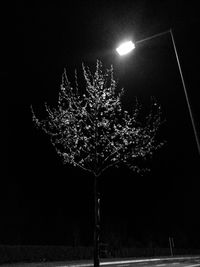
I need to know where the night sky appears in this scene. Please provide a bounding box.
[4,1,200,248]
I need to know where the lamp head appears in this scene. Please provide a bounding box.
[116,40,135,56]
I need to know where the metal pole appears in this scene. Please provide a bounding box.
[172,237,175,255]
[169,237,173,256]
[169,29,200,156]
[135,30,170,45]
[94,175,100,267]
[135,29,200,156]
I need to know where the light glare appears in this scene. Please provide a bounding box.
[116,41,135,56]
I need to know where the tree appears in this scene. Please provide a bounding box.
[31,60,163,267]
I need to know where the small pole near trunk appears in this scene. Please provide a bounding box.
[169,237,174,256]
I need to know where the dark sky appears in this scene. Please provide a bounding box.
[4,1,200,247]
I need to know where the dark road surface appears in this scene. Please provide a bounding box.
[1,256,200,267]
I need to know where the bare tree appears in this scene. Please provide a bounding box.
[31,60,163,267]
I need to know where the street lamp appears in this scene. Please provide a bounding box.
[116,28,200,156]
[116,40,135,55]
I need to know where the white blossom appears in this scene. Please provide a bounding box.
[31,60,164,177]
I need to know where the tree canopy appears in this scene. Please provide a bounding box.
[31,60,163,177]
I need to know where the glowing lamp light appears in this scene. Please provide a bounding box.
[116,41,135,56]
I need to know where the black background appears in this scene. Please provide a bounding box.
[3,1,200,247]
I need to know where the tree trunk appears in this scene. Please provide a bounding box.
[94,174,100,267]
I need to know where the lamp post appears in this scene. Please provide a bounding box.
[116,28,200,156]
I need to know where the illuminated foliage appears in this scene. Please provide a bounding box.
[31,60,163,176]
